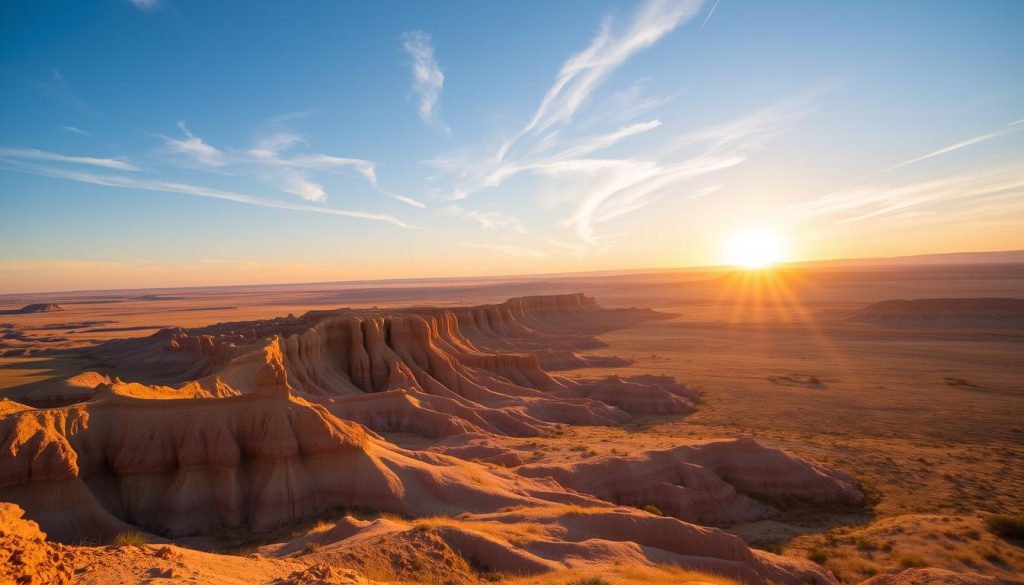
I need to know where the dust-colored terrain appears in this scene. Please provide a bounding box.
[1,261,1022,584]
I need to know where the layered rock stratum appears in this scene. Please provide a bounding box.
[1,294,868,584]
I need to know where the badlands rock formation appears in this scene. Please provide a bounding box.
[78,294,698,437]
[517,438,862,525]
[0,294,864,584]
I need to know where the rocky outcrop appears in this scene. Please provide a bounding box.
[268,507,838,585]
[517,438,862,525]
[0,502,73,585]
[0,384,608,541]
[77,295,694,437]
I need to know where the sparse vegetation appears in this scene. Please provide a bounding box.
[986,515,1024,540]
[302,541,321,554]
[111,531,148,547]
[981,548,1005,564]
[853,537,878,552]
[567,578,610,585]
[896,552,927,568]
[807,546,828,564]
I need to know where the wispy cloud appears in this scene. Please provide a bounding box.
[499,0,704,161]
[61,125,90,136]
[590,80,677,127]
[700,0,721,30]
[279,171,326,202]
[247,132,308,159]
[543,93,818,243]
[156,120,424,207]
[441,204,525,233]
[791,164,1024,225]
[3,161,413,228]
[160,121,226,167]
[860,119,1023,180]
[0,147,139,171]
[424,1,829,249]
[428,118,666,197]
[423,0,714,247]
[402,31,448,133]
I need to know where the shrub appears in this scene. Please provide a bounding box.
[568,578,611,585]
[302,541,321,554]
[896,553,927,568]
[112,531,148,547]
[986,515,1024,540]
[807,546,828,564]
[982,549,1005,564]
[854,537,878,552]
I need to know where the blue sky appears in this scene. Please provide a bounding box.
[1,0,1022,292]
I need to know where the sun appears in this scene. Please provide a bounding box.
[724,228,787,269]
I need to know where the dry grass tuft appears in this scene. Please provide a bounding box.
[111,531,148,547]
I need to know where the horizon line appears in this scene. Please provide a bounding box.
[1,248,1022,298]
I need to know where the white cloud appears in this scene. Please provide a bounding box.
[61,125,90,136]
[860,119,1023,181]
[2,161,413,228]
[280,153,377,183]
[791,165,1024,225]
[499,0,703,161]
[402,31,448,133]
[545,119,662,161]
[425,0,709,244]
[422,9,831,248]
[161,121,225,166]
[280,172,326,202]
[130,0,160,10]
[0,147,139,171]
[441,204,525,233]
[247,132,308,159]
[591,80,676,126]
[155,121,425,207]
[700,0,721,30]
